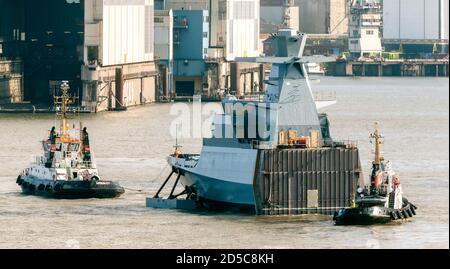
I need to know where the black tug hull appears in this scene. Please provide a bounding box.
[17,177,125,199]
[334,202,417,226]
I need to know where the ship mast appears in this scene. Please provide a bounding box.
[54,81,75,140]
[371,122,383,165]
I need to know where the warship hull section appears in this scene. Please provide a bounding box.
[255,147,363,216]
[171,146,363,215]
[170,146,258,207]
[18,176,124,199]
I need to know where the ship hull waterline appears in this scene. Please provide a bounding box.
[17,176,125,199]
[176,168,257,212]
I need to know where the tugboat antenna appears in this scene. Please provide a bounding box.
[371,122,383,165]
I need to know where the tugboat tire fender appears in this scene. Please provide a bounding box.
[390,211,398,220]
[54,184,62,192]
[410,206,416,215]
[91,176,100,182]
[38,184,45,191]
[45,185,53,192]
[16,176,23,185]
[401,210,409,219]
[406,208,413,218]
[396,210,403,219]
[22,182,29,188]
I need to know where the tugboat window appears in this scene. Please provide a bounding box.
[69,143,80,152]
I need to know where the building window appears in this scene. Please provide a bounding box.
[204,16,209,23]
[353,30,359,37]
[366,30,374,35]
[204,48,208,54]
[203,32,208,38]
[87,46,99,64]
[350,40,359,44]
[154,17,164,23]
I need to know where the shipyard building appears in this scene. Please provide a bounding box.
[383,0,449,57]
[260,0,348,35]
[156,0,262,98]
[0,0,157,112]
[82,0,157,112]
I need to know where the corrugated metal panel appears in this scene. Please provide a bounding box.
[102,0,154,66]
[255,148,362,215]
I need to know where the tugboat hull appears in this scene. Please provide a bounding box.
[333,202,417,225]
[17,176,125,199]
[334,206,392,225]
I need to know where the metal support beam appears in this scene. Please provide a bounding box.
[169,173,182,199]
[153,171,174,198]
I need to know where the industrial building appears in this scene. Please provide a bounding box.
[0,0,83,105]
[383,0,449,56]
[172,9,210,96]
[156,0,262,98]
[260,0,348,35]
[260,0,300,33]
[82,0,157,112]
[0,0,158,112]
[154,9,174,99]
[348,0,382,58]
[0,0,24,104]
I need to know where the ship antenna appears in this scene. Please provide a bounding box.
[174,123,182,157]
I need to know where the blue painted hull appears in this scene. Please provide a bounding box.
[180,169,256,208]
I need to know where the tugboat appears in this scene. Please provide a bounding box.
[16,81,125,199]
[333,123,417,225]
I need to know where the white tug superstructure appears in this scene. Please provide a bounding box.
[17,81,124,199]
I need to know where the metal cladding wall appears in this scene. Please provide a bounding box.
[0,0,25,57]
[225,0,260,60]
[383,0,449,40]
[23,0,84,104]
[102,0,154,66]
[254,147,363,215]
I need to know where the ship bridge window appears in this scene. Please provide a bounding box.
[68,143,80,152]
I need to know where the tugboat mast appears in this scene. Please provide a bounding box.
[54,81,75,141]
[372,122,383,165]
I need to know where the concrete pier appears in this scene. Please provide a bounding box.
[328,59,449,77]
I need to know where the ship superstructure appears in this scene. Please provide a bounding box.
[164,29,364,215]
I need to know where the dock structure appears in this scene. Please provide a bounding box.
[328,59,449,77]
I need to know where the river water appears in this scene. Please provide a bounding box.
[0,77,448,249]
